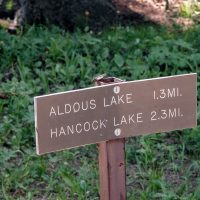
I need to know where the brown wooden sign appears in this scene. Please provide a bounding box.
[34,73,197,155]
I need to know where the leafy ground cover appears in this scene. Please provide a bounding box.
[0,24,200,199]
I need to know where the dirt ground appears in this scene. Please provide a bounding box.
[114,0,194,26]
[0,0,198,30]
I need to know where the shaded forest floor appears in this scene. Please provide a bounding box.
[1,0,200,31]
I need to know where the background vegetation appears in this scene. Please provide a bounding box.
[0,23,200,199]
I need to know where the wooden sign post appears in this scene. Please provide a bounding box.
[34,73,197,199]
[95,76,126,200]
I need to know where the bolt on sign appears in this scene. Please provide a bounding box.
[34,73,197,155]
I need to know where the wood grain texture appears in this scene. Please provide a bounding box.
[96,76,126,200]
[98,139,126,200]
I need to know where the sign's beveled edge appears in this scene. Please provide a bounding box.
[34,73,197,100]
[195,73,198,127]
[34,97,40,155]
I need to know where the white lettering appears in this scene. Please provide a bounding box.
[114,117,120,127]
[57,106,64,115]
[114,113,143,126]
[84,122,90,132]
[50,119,107,139]
[65,104,71,113]
[59,126,66,136]
[67,125,74,134]
[92,120,98,130]
[82,101,88,111]
[76,123,82,133]
[51,128,57,138]
[160,89,166,98]
[103,98,110,107]
[126,93,133,104]
[90,99,96,109]
[137,113,143,123]
[100,119,107,129]
[128,114,135,123]
[111,96,117,105]
[73,102,80,113]
[161,110,167,119]
[169,108,176,118]
[104,93,133,108]
[121,115,127,125]
[118,95,125,104]
[49,107,56,117]
[168,88,176,98]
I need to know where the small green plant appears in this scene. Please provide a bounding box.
[179,0,200,18]
[5,0,14,11]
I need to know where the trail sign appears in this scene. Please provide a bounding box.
[34,73,197,155]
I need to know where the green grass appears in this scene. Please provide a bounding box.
[0,24,200,199]
[179,1,200,19]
